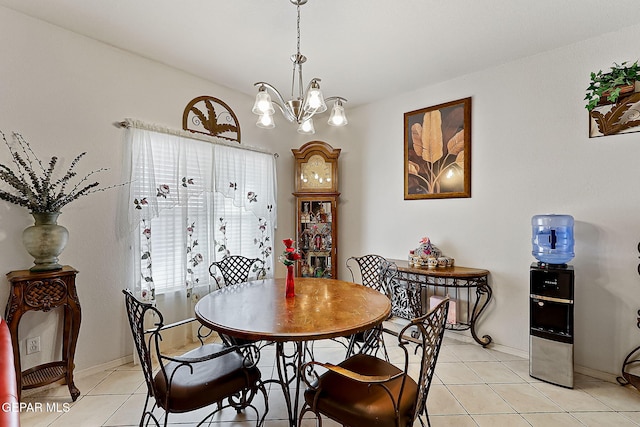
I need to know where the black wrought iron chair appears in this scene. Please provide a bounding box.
[209,255,265,290]
[206,255,267,347]
[122,289,268,427]
[345,254,398,357]
[300,297,449,427]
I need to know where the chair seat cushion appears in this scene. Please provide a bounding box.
[154,343,261,412]
[304,353,418,427]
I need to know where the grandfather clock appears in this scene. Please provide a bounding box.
[292,141,340,279]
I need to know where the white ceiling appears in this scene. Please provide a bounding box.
[2,0,640,108]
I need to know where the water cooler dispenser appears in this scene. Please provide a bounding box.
[529,214,575,388]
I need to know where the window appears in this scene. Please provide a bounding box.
[122,124,276,301]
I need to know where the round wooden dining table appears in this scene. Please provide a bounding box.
[194,277,391,427]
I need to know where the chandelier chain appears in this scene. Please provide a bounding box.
[252,0,348,131]
[296,2,301,55]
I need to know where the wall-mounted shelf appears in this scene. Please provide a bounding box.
[589,91,640,137]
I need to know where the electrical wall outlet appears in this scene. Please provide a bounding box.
[26,336,40,354]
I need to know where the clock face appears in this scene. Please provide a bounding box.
[300,154,333,190]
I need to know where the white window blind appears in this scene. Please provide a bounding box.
[122,122,276,300]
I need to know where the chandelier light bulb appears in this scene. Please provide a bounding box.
[303,80,327,113]
[328,100,348,126]
[252,90,275,115]
[256,113,275,129]
[257,99,272,113]
[297,118,315,134]
[307,92,322,110]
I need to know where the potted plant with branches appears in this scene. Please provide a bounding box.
[585,60,639,111]
[0,131,120,271]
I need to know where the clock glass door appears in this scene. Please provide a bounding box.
[296,198,336,279]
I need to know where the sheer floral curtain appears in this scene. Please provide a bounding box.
[121,122,276,319]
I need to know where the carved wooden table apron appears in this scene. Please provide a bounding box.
[4,266,81,401]
[392,260,492,347]
[195,277,391,427]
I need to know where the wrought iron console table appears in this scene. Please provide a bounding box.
[390,260,492,347]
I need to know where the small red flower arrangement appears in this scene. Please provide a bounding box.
[279,238,302,266]
[280,238,301,298]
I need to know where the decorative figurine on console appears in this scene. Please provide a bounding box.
[417,237,440,258]
[409,236,454,268]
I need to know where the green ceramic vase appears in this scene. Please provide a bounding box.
[22,212,69,272]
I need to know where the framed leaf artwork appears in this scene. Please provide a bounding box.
[404,97,471,200]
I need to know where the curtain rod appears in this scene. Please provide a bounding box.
[116,118,278,157]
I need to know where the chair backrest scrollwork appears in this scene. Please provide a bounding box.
[209,255,265,289]
[402,296,449,421]
[122,289,165,401]
[346,254,397,300]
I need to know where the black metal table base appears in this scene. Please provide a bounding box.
[263,341,308,427]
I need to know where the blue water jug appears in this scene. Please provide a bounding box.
[531,214,574,264]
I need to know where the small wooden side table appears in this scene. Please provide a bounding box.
[4,266,81,401]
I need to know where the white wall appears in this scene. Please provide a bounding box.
[331,23,640,376]
[2,4,639,378]
[0,6,297,372]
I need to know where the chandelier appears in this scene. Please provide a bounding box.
[252,0,348,134]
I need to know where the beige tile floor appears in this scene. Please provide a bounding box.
[18,333,640,427]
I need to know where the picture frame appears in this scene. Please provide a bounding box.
[404,97,471,200]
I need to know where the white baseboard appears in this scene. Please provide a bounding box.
[75,354,135,377]
[574,364,619,383]
[444,330,529,359]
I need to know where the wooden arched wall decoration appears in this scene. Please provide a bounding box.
[182,96,241,143]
